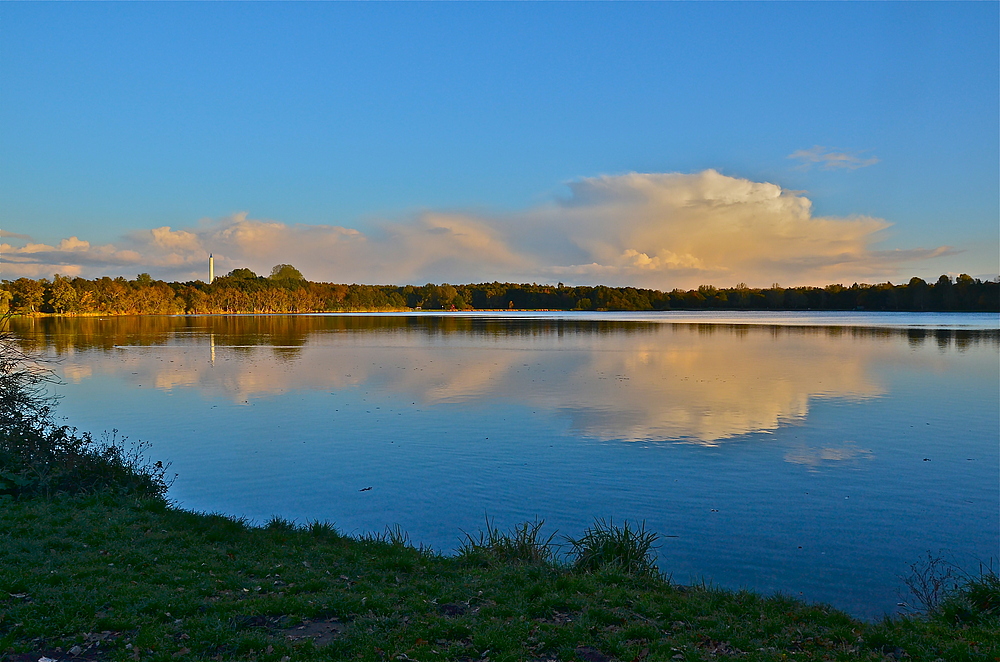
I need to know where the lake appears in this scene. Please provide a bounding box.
[10,311,999,620]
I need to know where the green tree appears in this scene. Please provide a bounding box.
[227,268,259,280]
[269,264,305,281]
[49,275,78,314]
[10,278,45,314]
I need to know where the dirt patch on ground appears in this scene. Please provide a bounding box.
[278,618,346,646]
[3,652,105,662]
[3,631,121,662]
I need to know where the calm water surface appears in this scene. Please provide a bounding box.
[11,312,999,619]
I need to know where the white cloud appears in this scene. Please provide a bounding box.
[0,170,952,288]
[788,145,879,170]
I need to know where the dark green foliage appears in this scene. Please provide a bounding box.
[226,268,259,280]
[2,273,997,315]
[269,263,305,282]
[0,323,171,499]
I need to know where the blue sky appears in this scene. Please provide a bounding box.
[1,2,997,287]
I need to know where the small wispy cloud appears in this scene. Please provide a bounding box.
[788,145,879,170]
[0,230,33,240]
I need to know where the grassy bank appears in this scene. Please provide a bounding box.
[1,494,997,662]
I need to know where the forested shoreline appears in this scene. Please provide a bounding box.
[2,266,997,315]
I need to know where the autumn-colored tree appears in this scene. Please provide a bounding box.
[48,275,78,314]
[10,279,45,314]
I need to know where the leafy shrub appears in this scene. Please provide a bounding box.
[0,321,171,499]
[565,518,659,578]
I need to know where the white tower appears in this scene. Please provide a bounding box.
[209,253,215,283]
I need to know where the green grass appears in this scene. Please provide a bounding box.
[457,517,556,567]
[565,518,659,579]
[1,495,996,662]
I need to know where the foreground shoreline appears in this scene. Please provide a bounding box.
[2,493,996,662]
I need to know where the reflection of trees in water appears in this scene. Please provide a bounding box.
[9,315,177,353]
[10,315,664,353]
[904,328,986,351]
[8,314,1000,355]
[17,314,997,443]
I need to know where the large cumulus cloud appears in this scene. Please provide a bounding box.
[519,169,953,287]
[1,170,952,287]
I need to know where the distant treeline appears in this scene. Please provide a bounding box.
[1,266,997,315]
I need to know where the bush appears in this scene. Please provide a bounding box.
[939,562,1000,625]
[0,319,171,499]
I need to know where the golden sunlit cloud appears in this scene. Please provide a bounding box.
[1,236,143,278]
[1,170,953,288]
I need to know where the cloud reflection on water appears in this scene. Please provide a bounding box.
[14,314,970,444]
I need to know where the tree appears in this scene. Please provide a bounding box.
[10,278,45,314]
[269,264,305,281]
[49,275,78,314]
[227,268,258,280]
[907,277,930,310]
[934,274,956,310]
